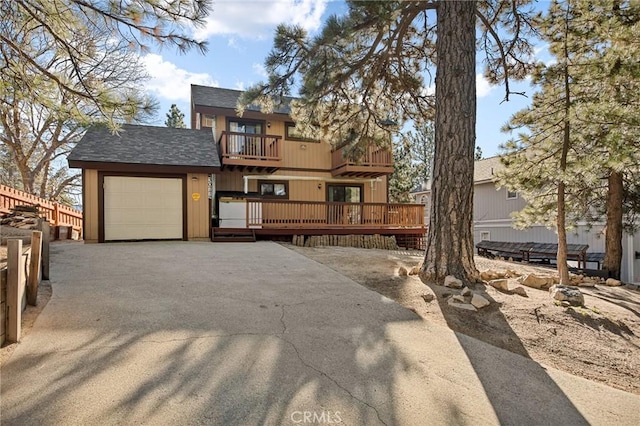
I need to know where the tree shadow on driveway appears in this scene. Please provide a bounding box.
[420,279,590,425]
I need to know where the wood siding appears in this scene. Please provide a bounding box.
[84,169,99,243]
[187,173,210,240]
[214,169,387,203]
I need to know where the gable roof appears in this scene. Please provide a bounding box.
[68,124,220,170]
[474,156,503,183]
[191,85,293,115]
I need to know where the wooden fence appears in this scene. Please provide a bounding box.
[0,231,44,345]
[0,184,82,232]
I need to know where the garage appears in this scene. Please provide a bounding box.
[103,176,183,241]
[68,124,220,243]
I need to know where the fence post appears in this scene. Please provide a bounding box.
[41,221,50,280]
[6,239,23,343]
[53,202,60,226]
[27,231,42,306]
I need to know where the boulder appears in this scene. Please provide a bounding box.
[409,266,421,276]
[447,297,478,312]
[504,269,520,278]
[480,270,499,281]
[461,287,472,296]
[471,293,490,309]
[421,293,435,303]
[444,275,463,289]
[512,286,528,297]
[398,266,408,276]
[519,274,554,290]
[451,295,466,303]
[549,284,584,306]
[605,278,622,287]
[577,279,596,288]
[488,279,509,292]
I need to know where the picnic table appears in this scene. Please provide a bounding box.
[476,240,590,269]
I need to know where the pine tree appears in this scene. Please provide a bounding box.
[498,0,640,281]
[0,0,210,130]
[475,146,483,161]
[239,1,537,283]
[165,104,187,128]
[389,137,418,204]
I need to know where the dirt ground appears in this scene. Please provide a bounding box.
[287,244,640,395]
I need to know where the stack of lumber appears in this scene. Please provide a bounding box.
[1,205,41,230]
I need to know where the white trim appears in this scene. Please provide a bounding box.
[242,175,381,194]
[627,234,635,283]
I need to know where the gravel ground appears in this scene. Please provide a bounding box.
[287,244,640,395]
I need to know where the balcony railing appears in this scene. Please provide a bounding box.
[218,131,283,170]
[246,199,425,229]
[331,144,394,177]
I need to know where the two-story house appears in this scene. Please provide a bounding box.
[68,85,426,246]
[413,156,640,283]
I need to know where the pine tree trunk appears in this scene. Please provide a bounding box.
[557,181,570,284]
[557,15,571,286]
[421,0,478,284]
[604,170,623,279]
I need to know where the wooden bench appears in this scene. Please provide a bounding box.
[523,243,589,269]
[476,241,534,259]
[477,240,595,269]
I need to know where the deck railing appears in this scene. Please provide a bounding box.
[331,144,393,169]
[0,184,82,231]
[246,199,425,229]
[218,131,282,163]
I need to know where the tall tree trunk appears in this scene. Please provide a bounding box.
[557,3,572,285]
[421,0,478,284]
[604,170,624,279]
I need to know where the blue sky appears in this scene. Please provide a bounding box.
[142,0,539,158]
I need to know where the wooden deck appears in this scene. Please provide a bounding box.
[246,199,424,229]
[331,144,393,177]
[218,131,283,172]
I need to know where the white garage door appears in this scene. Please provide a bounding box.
[104,176,183,241]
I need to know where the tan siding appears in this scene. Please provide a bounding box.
[364,176,387,203]
[187,173,210,240]
[289,180,324,202]
[215,116,225,141]
[84,169,99,243]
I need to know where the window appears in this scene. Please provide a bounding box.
[259,180,288,198]
[480,232,491,241]
[229,120,263,134]
[327,184,363,203]
[506,189,518,200]
[285,122,318,142]
[202,115,215,128]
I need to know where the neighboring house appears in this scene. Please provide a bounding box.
[413,156,640,283]
[68,85,426,245]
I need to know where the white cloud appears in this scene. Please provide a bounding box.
[141,54,218,102]
[252,63,268,78]
[234,81,246,91]
[476,74,495,98]
[194,0,328,40]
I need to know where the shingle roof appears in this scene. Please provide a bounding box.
[474,156,503,183]
[68,124,220,168]
[191,85,293,115]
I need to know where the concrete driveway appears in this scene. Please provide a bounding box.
[1,241,639,425]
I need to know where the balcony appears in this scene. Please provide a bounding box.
[246,199,425,229]
[331,144,394,177]
[218,131,283,172]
